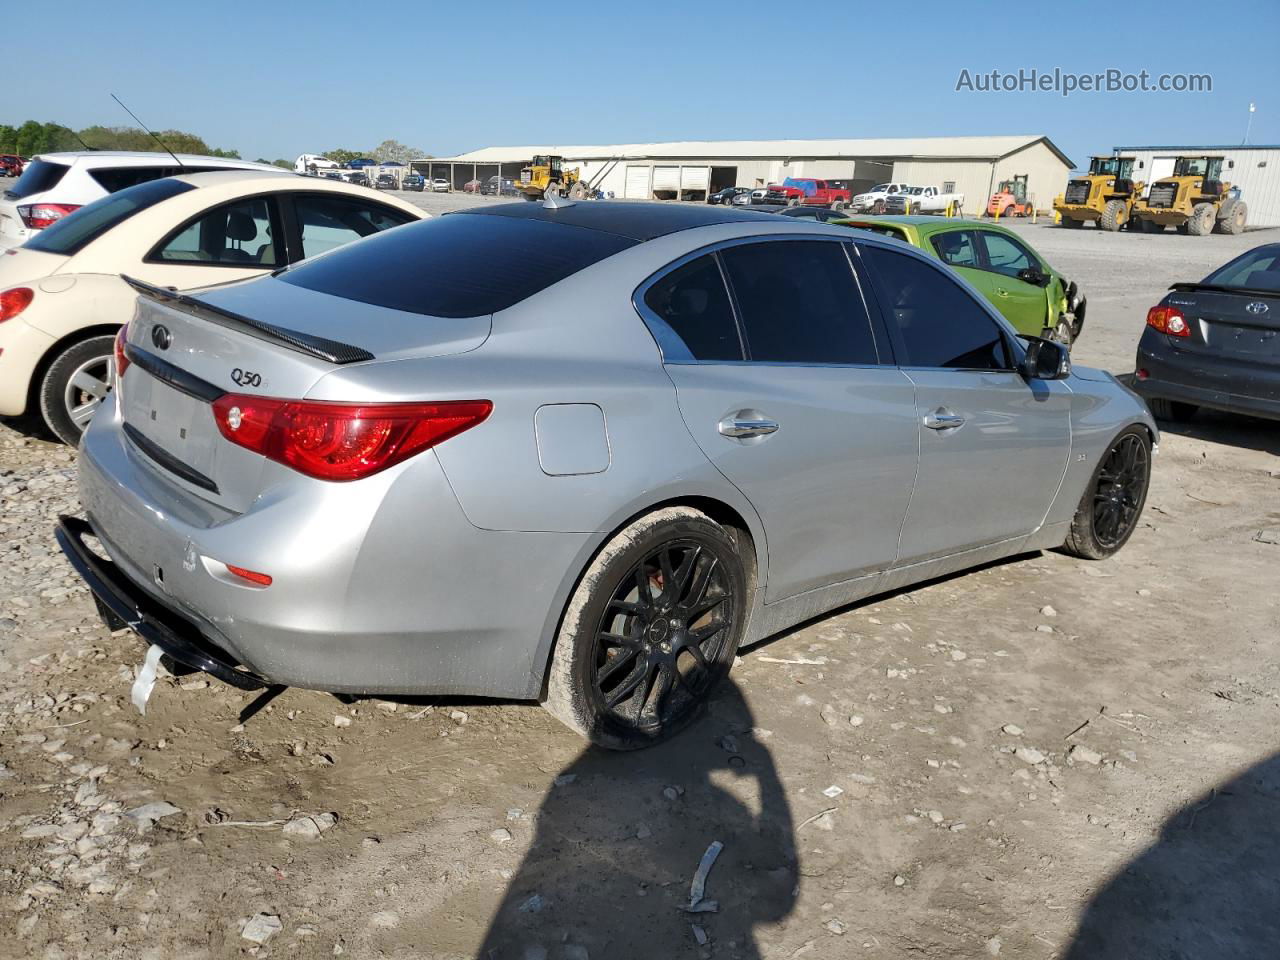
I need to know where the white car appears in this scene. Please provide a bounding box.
[0,170,424,443]
[850,182,912,213]
[0,152,280,251]
[431,178,450,192]
[883,185,964,215]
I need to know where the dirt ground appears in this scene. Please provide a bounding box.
[1,210,1278,960]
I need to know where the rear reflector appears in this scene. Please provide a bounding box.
[113,326,130,377]
[1146,305,1190,338]
[211,396,492,481]
[17,203,81,229]
[225,564,273,587]
[0,287,33,323]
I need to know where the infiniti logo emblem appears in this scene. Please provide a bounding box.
[1246,301,1269,316]
[151,324,172,350]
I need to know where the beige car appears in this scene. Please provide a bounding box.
[0,170,424,443]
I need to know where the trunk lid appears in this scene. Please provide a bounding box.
[1165,286,1280,368]
[118,276,491,513]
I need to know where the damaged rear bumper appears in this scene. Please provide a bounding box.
[55,515,269,691]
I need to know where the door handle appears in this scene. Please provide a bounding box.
[923,409,966,431]
[718,413,779,439]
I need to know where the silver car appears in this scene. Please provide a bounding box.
[58,202,1156,750]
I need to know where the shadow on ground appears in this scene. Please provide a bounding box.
[1153,409,1280,458]
[476,681,796,960]
[1064,751,1280,957]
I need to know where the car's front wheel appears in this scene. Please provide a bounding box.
[543,506,749,749]
[38,334,118,446]
[1061,427,1152,560]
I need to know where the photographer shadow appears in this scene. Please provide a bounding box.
[477,681,796,960]
[1064,751,1280,957]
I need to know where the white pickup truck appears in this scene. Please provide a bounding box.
[883,185,964,215]
[850,182,911,213]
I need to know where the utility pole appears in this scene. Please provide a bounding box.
[1243,102,1256,145]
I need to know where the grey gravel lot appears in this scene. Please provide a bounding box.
[1,202,1277,960]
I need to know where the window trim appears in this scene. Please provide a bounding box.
[851,238,1021,373]
[144,192,286,269]
[632,233,888,368]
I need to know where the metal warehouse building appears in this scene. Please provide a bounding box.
[415,134,1073,212]
[1114,144,1280,228]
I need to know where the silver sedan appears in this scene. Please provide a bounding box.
[58,201,1156,749]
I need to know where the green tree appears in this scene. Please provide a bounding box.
[372,139,423,164]
[271,159,292,169]
[323,148,364,166]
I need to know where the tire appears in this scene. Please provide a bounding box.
[1099,199,1127,232]
[1218,200,1247,235]
[542,506,750,750]
[832,200,845,212]
[567,180,587,200]
[1147,398,1198,423]
[1062,215,1084,229]
[38,334,118,446]
[788,196,801,207]
[1061,427,1152,560]
[1186,202,1216,236]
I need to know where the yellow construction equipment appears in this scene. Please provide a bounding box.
[1054,155,1144,231]
[515,155,588,201]
[1131,156,1247,236]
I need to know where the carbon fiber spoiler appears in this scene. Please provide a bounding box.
[121,274,375,364]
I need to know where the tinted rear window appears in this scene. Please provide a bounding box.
[1203,246,1280,291]
[89,165,226,193]
[5,160,70,200]
[24,178,194,256]
[279,213,637,317]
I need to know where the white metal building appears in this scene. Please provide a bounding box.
[415,135,1073,212]
[1113,144,1280,228]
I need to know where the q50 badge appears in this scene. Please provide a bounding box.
[231,368,262,388]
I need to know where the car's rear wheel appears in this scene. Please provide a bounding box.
[39,334,118,446]
[1062,427,1151,560]
[1147,397,1198,422]
[543,507,748,750]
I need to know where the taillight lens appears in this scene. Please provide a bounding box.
[16,203,81,229]
[113,326,130,377]
[211,396,492,481]
[1146,305,1190,338]
[0,286,33,323]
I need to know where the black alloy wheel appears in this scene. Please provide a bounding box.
[589,539,736,730]
[1091,433,1149,548]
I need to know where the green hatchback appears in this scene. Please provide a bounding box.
[834,216,1086,344]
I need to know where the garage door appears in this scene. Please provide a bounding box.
[652,166,681,193]
[625,165,651,199]
[680,166,710,191]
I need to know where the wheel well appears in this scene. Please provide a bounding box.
[26,324,121,412]
[535,495,761,698]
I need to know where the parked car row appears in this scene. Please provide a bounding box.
[709,179,964,216]
[5,166,1271,756]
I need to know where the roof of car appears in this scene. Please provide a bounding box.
[835,215,1000,234]
[457,200,781,241]
[33,151,279,171]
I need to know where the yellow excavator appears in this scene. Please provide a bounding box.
[516,155,589,201]
[1131,156,1247,235]
[1054,155,1144,231]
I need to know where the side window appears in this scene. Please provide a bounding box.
[153,197,279,266]
[931,230,980,268]
[720,240,878,365]
[979,231,1037,279]
[642,254,743,361]
[295,195,416,259]
[858,245,1011,371]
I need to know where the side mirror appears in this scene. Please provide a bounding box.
[1017,267,1051,287]
[1020,337,1070,380]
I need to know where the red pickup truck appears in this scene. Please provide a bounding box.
[0,155,24,178]
[758,177,852,208]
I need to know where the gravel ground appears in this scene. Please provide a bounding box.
[1,206,1278,960]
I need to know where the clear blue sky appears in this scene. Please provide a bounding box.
[13,0,1280,169]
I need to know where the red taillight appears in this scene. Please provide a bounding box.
[1146,305,1190,338]
[0,286,33,323]
[16,203,81,229]
[225,564,273,587]
[211,396,492,482]
[113,326,130,377]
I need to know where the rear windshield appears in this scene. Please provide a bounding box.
[845,223,909,241]
[90,165,227,193]
[4,160,70,200]
[278,213,637,317]
[24,178,195,256]
[1203,246,1280,292]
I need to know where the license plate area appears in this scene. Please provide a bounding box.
[122,372,218,480]
[1204,321,1280,362]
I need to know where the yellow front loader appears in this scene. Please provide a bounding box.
[516,155,588,201]
[1131,156,1247,236]
[1054,155,1144,231]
